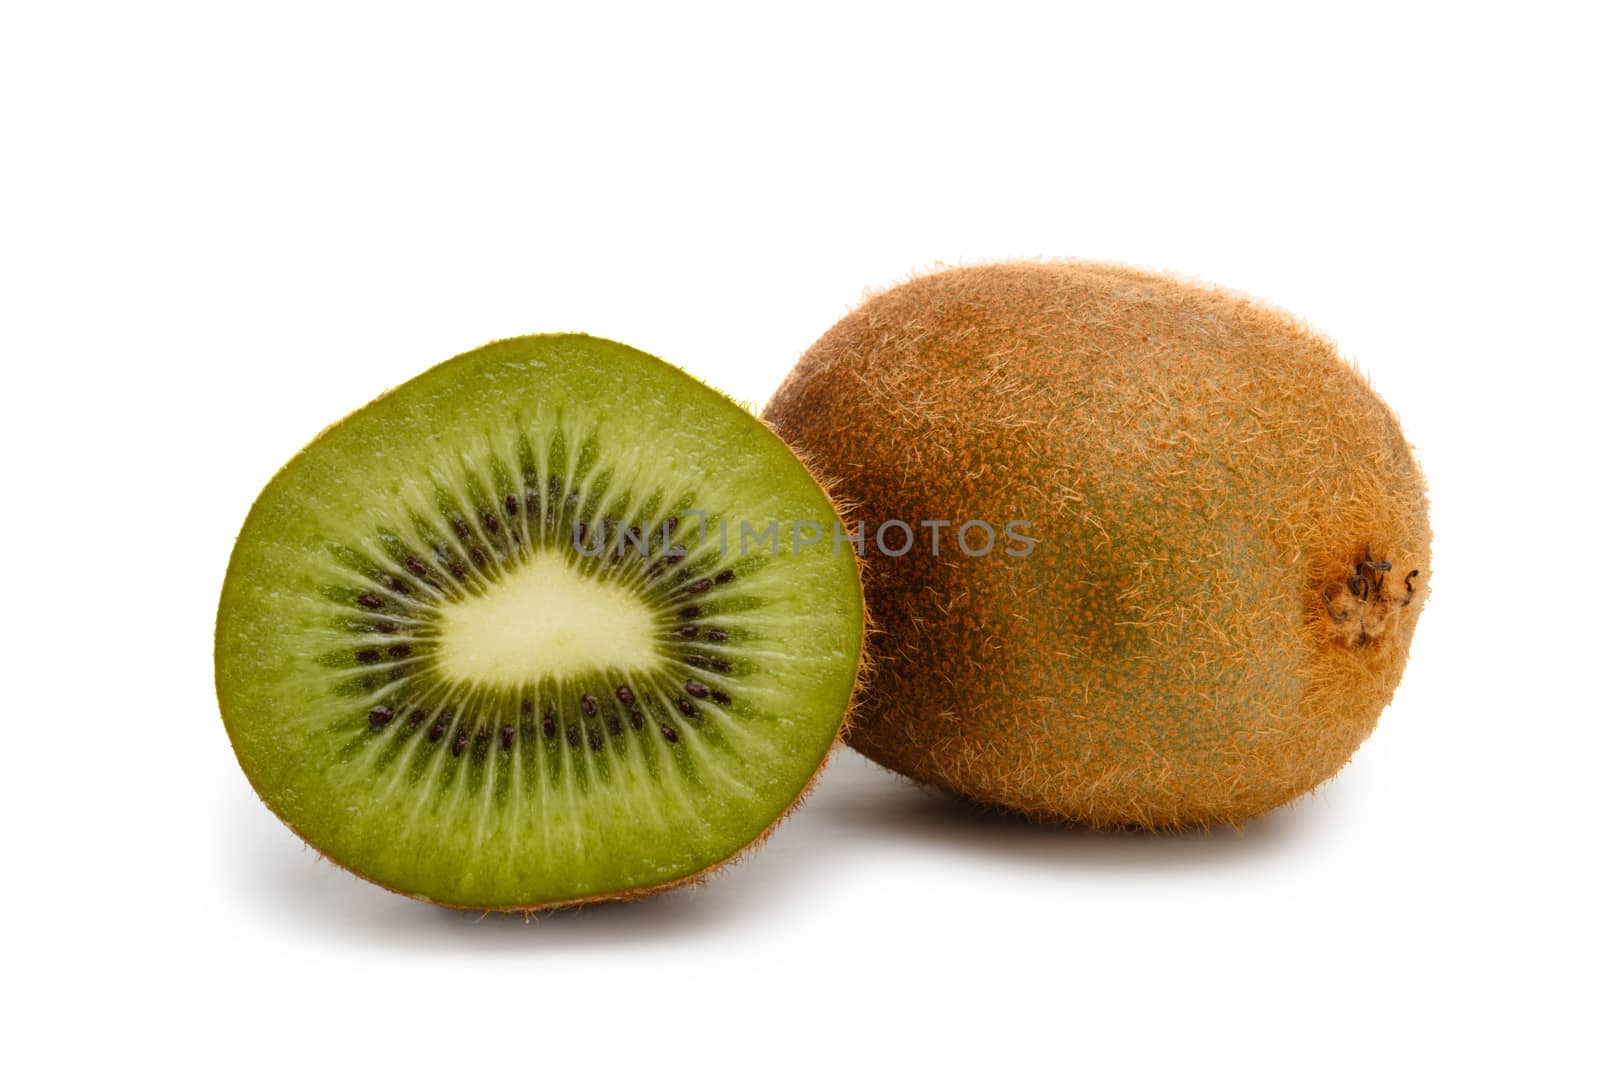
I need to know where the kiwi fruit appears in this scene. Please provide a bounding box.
[765,262,1430,828]
[216,334,863,909]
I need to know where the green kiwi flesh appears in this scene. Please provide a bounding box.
[215,334,863,909]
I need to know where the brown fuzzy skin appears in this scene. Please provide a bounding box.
[764,262,1431,829]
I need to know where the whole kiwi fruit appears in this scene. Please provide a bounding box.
[216,334,864,908]
[764,262,1430,828]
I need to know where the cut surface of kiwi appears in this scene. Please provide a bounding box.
[216,334,863,909]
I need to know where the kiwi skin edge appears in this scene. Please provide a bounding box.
[765,261,1431,830]
[216,334,869,912]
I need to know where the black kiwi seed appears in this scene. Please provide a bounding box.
[389,644,411,659]
[705,630,727,642]
[709,689,731,706]
[684,679,708,698]
[369,705,396,728]
[374,620,398,633]
[385,576,410,594]
[649,549,687,577]
[566,723,581,747]
[715,569,735,584]
[355,649,381,664]
[452,733,469,756]
[501,725,515,750]
[428,719,447,742]
[677,624,698,638]
[606,714,623,736]
[581,694,598,717]
[687,578,712,594]
[357,593,384,609]
[587,729,603,753]
[629,709,645,730]
[660,724,679,743]
[542,714,556,740]
[407,708,427,726]
[405,557,428,576]
[677,697,698,719]
[504,494,519,516]
[679,606,700,619]
[615,685,635,706]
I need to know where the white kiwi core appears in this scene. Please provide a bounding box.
[433,552,660,686]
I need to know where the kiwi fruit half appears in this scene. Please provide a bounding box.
[216,334,863,908]
[765,262,1430,828]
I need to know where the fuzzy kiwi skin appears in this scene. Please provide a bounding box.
[765,262,1431,829]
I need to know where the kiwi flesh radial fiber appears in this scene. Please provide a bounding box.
[216,334,863,909]
[764,262,1431,829]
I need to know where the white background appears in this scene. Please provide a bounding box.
[4,3,1595,1064]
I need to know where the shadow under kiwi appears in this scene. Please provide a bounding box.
[225,747,1337,947]
[794,748,1339,873]
[222,779,839,953]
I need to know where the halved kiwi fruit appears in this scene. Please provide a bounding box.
[216,334,863,909]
